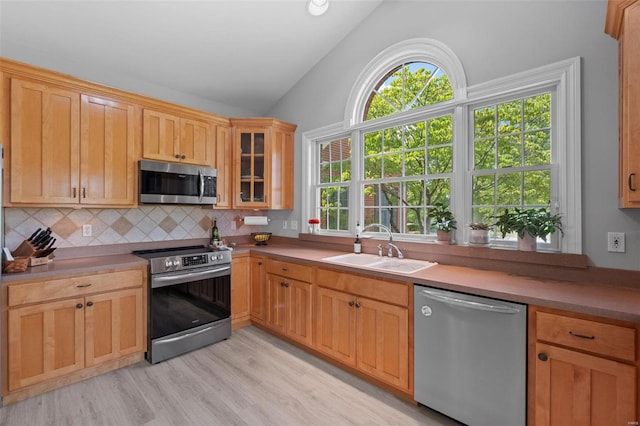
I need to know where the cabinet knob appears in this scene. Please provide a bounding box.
[86,301,94,307]
[76,303,83,309]
[175,154,180,159]
[355,302,361,308]
[348,301,354,306]
[284,282,289,288]
[538,353,548,362]
[181,155,186,159]
[258,262,263,266]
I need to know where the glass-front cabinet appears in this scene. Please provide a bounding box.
[231,118,296,210]
[235,127,269,208]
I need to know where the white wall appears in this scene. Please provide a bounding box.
[267,0,640,271]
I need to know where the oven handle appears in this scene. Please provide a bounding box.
[152,265,231,288]
[155,325,215,344]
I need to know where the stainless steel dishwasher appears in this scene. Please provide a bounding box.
[414,284,526,426]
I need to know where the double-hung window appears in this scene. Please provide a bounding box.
[303,38,581,253]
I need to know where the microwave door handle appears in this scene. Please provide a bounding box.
[198,169,204,202]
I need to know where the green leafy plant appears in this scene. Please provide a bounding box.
[494,207,563,241]
[430,202,457,232]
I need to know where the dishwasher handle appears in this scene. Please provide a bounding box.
[417,288,522,314]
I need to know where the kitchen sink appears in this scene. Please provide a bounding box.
[321,253,436,274]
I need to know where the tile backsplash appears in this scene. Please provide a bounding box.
[4,207,259,250]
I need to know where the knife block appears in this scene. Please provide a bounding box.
[11,240,55,267]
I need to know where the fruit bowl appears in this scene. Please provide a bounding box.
[251,232,272,245]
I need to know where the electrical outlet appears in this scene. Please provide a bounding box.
[82,224,92,237]
[290,220,298,230]
[607,232,625,253]
[282,220,288,230]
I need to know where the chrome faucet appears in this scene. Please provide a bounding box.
[362,223,404,259]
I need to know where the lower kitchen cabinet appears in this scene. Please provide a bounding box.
[530,306,639,426]
[231,255,251,329]
[315,268,410,392]
[265,259,313,346]
[249,255,266,324]
[3,267,146,402]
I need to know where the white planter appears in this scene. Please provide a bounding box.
[469,229,489,245]
[517,233,537,251]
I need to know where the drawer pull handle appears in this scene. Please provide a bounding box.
[629,173,637,192]
[76,284,92,288]
[86,301,94,307]
[282,268,288,272]
[569,330,595,340]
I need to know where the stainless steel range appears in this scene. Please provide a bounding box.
[133,245,232,364]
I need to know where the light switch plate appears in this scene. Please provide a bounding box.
[607,232,625,253]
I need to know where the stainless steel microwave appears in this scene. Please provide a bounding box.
[139,160,217,205]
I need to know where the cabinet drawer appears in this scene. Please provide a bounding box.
[8,269,144,307]
[266,259,312,283]
[536,311,636,362]
[316,268,408,307]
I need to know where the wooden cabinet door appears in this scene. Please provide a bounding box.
[214,124,232,208]
[84,288,144,367]
[231,255,251,328]
[285,278,312,346]
[180,117,213,166]
[10,78,80,204]
[356,297,409,390]
[620,3,640,206]
[270,125,294,209]
[265,273,287,333]
[535,342,637,426]
[233,127,269,209]
[80,95,136,206]
[142,109,180,162]
[250,256,266,323]
[7,298,85,391]
[315,287,357,367]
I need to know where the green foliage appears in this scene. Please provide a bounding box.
[429,202,457,232]
[494,207,563,241]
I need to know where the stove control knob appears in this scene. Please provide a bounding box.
[165,259,173,269]
[211,255,217,261]
[172,259,180,267]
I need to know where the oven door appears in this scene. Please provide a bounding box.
[148,265,231,363]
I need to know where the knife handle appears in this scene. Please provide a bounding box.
[27,228,41,241]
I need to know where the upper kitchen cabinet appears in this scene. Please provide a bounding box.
[606,0,640,208]
[230,118,296,210]
[142,108,214,167]
[8,78,136,207]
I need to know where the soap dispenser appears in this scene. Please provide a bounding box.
[354,222,362,254]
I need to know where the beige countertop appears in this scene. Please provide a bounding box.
[2,241,639,323]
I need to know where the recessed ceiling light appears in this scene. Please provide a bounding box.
[307,0,329,16]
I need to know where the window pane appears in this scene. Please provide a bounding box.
[428,116,452,146]
[474,106,495,139]
[498,100,522,134]
[472,175,495,206]
[339,209,349,231]
[523,170,551,205]
[497,135,521,168]
[364,156,382,180]
[428,146,453,174]
[381,182,401,207]
[405,150,426,176]
[365,130,382,153]
[524,93,551,130]
[405,180,425,206]
[496,172,521,206]
[425,178,451,206]
[320,163,331,184]
[383,154,402,177]
[405,122,426,149]
[524,130,551,166]
[474,138,495,170]
[383,127,402,152]
[406,207,427,234]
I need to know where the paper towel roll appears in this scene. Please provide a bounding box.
[243,216,269,226]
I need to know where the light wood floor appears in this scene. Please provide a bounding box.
[0,326,460,426]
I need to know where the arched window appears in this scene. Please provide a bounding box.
[363,61,453,121]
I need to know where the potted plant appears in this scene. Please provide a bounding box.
[430,202,457,243]
[494,207,563,251]
[468,222,490,245]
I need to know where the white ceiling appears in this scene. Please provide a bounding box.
[0,0,384,115]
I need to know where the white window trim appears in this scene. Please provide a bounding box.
[303,38,581,254]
